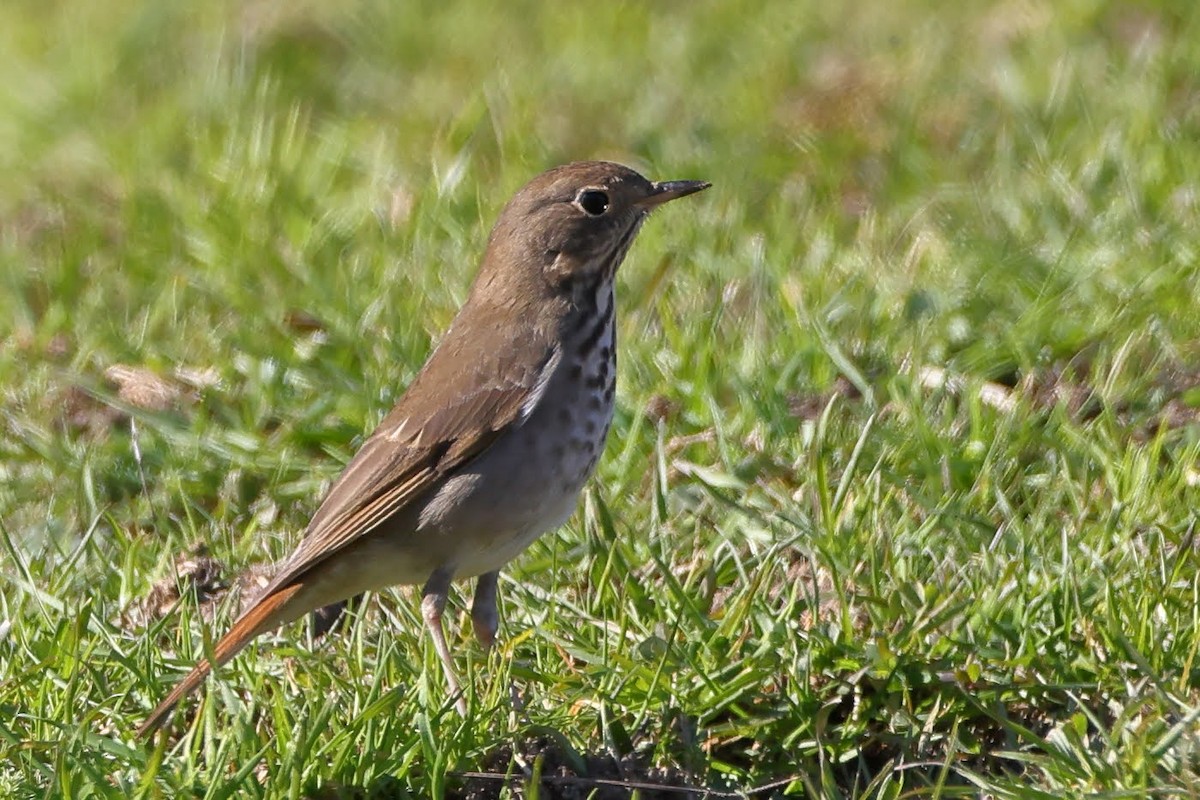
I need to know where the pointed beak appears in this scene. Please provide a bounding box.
[634,179,712,210]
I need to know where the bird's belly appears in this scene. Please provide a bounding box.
[411,377,615,578]
[359,316,617,585]
[418,420,610,575]
[449,492,578,578]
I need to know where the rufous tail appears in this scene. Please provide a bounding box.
[137,582,307,738]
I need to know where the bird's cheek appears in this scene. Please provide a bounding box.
[544,250,580,288]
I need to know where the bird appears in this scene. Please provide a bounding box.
[137,160,710,736]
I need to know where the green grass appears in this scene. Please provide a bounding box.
[2,0,1200,796]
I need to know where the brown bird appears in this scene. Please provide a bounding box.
[137,161,709,736]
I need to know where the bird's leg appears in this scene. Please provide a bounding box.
[473,569,525,715]
[471,570,500,649]
[421,566,467,716]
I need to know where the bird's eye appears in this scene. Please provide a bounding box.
[575,189,610,216]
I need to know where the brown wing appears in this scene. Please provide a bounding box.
[259,317,561,597]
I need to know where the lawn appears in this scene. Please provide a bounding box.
[2,0,1199,797]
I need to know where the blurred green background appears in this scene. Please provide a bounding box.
[2,0,1199,797]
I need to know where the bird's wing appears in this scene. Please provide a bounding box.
[260,324,560,596]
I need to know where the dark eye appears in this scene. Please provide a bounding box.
[576,189,610,216]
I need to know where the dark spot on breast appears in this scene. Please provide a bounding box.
[568,363,583,380]
[559,408,573,424]
[586,374,605,390]
[588,395,602,411]
[577,308,613,357]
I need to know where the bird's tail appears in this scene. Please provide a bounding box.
[136,581,308,738]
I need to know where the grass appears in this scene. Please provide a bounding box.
[2,0,1200,796]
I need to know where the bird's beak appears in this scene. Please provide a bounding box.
[635,179,712,209]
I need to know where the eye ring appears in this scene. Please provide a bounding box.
[575,189,610,216]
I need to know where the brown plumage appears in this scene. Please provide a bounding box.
[138,161,709,737]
